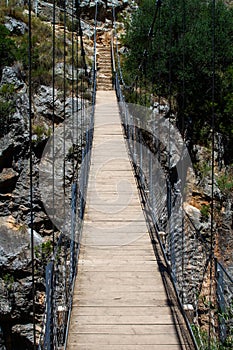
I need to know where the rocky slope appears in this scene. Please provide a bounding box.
[0,1,136,349]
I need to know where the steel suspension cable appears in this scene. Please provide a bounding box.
[52,0,56,251]
[63,0,67,211]
[28,1,36,348]
[167,0,173,277]
[209,0,216,347]
[181,0,186,307]
[71,0,75,176]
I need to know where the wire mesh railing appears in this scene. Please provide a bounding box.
[37,1,98,349]
[113,8,233,347]
[115,74,233,349]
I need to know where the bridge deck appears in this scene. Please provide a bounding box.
[66,91,186,349]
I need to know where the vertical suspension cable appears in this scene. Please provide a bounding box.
[75,0,79,174]
[52,0,56,251]
[209,0,216,347]
[28,1,36,348]
[71,0,74,175]
[157,2,161,163]
[167,0,173,276]
[63,0,67,227]
[181,0,186,307]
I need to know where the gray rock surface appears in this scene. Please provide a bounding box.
[0,66,26,91]
[4,16,28,35]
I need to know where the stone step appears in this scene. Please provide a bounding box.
[97,47,111,52]
[98,70,112,75]
[98,61,112,65]
[98,52,111,56]
[98,60,112,65]
[97,78,112,82]
[97,54,111,59]
[98,64,112,68]
[97,86,113,91]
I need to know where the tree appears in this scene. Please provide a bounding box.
[122,0,233,162]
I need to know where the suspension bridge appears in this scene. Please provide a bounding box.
[20,1,233,349]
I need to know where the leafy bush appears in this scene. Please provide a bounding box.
[122,0,233,161]
[217,172,233,195]
[0,24,17,71]
[200,204,210,222]
[32,123,51,143]
[35,240,53,271]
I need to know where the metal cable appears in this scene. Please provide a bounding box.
[28,1,36,348]
[71,0,75,176]
[52,0,56,252]
[208,0,216,347]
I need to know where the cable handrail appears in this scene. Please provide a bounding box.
[112,6,233,348]
[37,0,98,348]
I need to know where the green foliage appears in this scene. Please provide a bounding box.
[193,159,212,181]
[219,302,233,348]
[0,24,17,70]
[0,83,16,136]
[200,204,210,222]
[32,123,51,142]
[191,300,233,349]
[35,241,53,268]
[122,0,233,160]
[18,223,28,234]
[191,323,233,350]
[217,172,233,195]
[3,273,14,291]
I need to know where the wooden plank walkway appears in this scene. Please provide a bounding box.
[66,91,187,349]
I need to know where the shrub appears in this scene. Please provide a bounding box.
[0,24,17,71]
[200,204,210,222]
[217,172,233,195]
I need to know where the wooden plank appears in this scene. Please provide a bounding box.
[70,306,175,318]
[68,314,176,325]
[66,90,185,349]
[67,333,182,345]
[71,324,179,334]
[68,345,184,350]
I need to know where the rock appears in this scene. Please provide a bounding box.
[0,138,14,171]
[34,85,64,122]
[4,16,28,35]
[12,324,36,347]
[184,203,201,229]
[55,63,78,81]
[0,217,30,271]
[80,0,129,21]
[34,85,87,123]
[35,1,61,21]
[81,20,95,38]
[0,168,19,193]
[0,91,29,171]
[0,66,26,91]
[0,325,6,350]
[27,228,43,246]
[0,280,12,316]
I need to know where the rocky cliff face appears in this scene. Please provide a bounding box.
[0,1,136,348]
